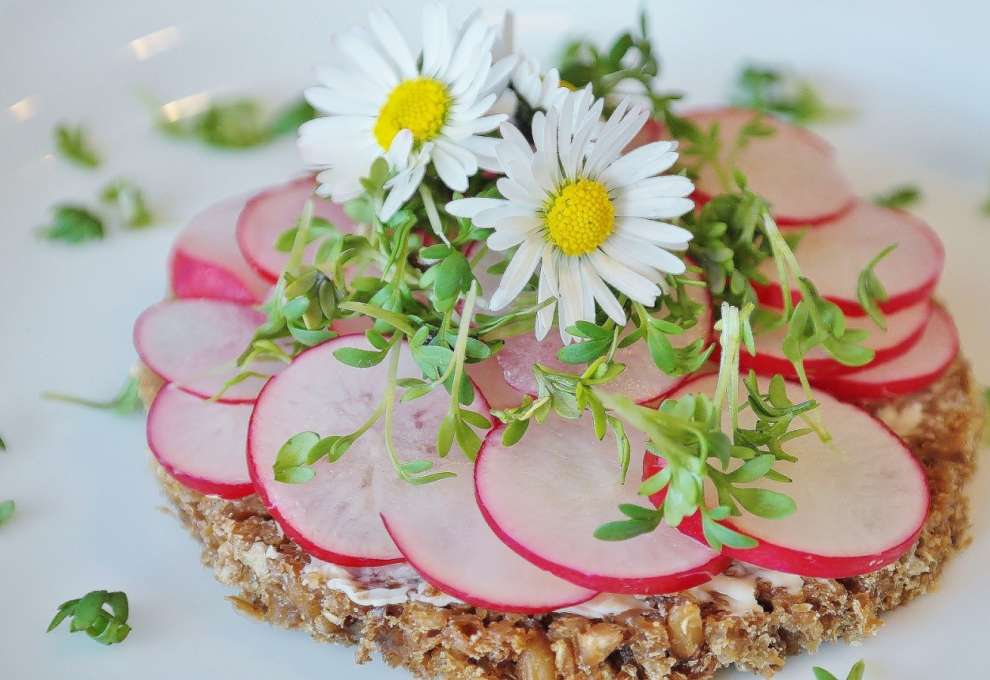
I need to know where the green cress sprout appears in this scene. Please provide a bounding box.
[54,123,101,168]
[153,95,316,150]
[0,499,14,527]
[47,590,131,646]
[43,376,143,415]
[873,184,922,210]
[732,65,846,126]
[813,660,866,680]
[39,205,105,244]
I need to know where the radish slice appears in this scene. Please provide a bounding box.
[249,337,447,567]
[685,107,855,227]
[740,299,932,379]
[147,384,253,499]
[497,283,713,404]
[466,358,525,410]
[475,416,730,594]
[236,176,356,283]
[169,195,272,304]
[816,306,958,400]
[133,299,275,403]
[381,446,597,612]
[754,201,943,316]
[655,374,929,578]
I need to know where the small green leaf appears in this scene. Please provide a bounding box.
[39,205,104,244]
[731,487,796,518]
[333,347,386,368]
[436,412,455,457]
[594,518,657,541]
[269,98,316,136]
[873,184,921,209]
[55,123,101,168]
[0,500,15,527]
[454,418,482,460]
[501,418,529,446]
[100,179,154,228]
[727,454,775,483]
[43,376,143,415]
[845,660,866,680]
[812,668,840,680]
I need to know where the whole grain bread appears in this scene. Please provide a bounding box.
[145,358,984,679]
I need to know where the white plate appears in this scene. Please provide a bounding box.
[1,1,987,678]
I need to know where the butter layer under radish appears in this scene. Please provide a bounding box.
[475,415,730,594]
[169,194,271,304]
[753,201,943,316]
[147,384,253,499]
[648,374,929,578]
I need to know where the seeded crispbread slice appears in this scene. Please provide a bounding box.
[141,355,983,680]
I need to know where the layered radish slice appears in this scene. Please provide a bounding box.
[816,306,958,401]
[497,283,712,403]
[740,299,932,379]
[147,384,253,499]
[685,107,855,226]
[133,299,274,403]
[755,201,943,316]
[251,337,595,608]
[382,439,597,612]
[475,416,730,594]
[656,374,929,578]
[236,176,355,283]
[169,195,271,304]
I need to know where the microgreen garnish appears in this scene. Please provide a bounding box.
[732,65,845,126]
[43,376,143,415]
[981,188,990,217]
[856,244,898,330]
[557,10,683,122]
[38,205,104,244]
[47,590,131,646]
[157,96,316,150]
[0,434,6,450]
[873,184,922,210]
[54,123,101,168]
[0,500,14,527]
[101,179,154,229]
[812,659,866,680]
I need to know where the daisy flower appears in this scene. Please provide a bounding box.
[446,88,694,343]
[512,59,569,112]
[298,4,515,220]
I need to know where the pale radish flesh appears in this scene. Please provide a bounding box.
[248,337,447,567]
[169,195,271,304]
[381,443,598,612]
[740,299,932,379]
[661,374,929,578]
[466,358,525,410]
[497,282,712,404]
[236,176,356,283]
[475,415,730,594]
[685,107,855,226]
[133,299,275,403]
[816,306,958,401]
[754,201,943,316]
[147,384,253,499]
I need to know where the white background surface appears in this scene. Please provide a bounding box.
[1,1,988,678]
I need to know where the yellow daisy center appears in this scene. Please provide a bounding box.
[544,179,616,256]
[373,78,451,150]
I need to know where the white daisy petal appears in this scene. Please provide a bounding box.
[473,204,538,228]
[616,217,693,249]
[421,2,452,77]
[588,250,660,305]
[486,216,542,251]
[367,8,418,79]
[336,29,399,90]
[621,175,695,201]
[582,260,626,326]
[614,195,695,219]
[489,235,543,310]
[535,246,559,340]
[556,257,585,343]
[602,235,687,275]
[496,177,542,208]
[432,146,469,193]
[385,129,414,168]
[599,142,678,188]
[445,197,508,218]
[304,87,378,116]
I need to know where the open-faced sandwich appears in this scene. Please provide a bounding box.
[133,5,984,679]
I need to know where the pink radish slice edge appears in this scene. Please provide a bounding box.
[236,176,356,283]
[475,416,729,594]
[247,336,440,567]
[815,306,959,401]
[133,299,273,403]
[684,107,855,227]
[497,278,713,404]
[753,201,944,317]
[169,195,271,304]
[650,374,929,578]
[147,384,253,499]
[380,428,598,612]
[740,299,932,379]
